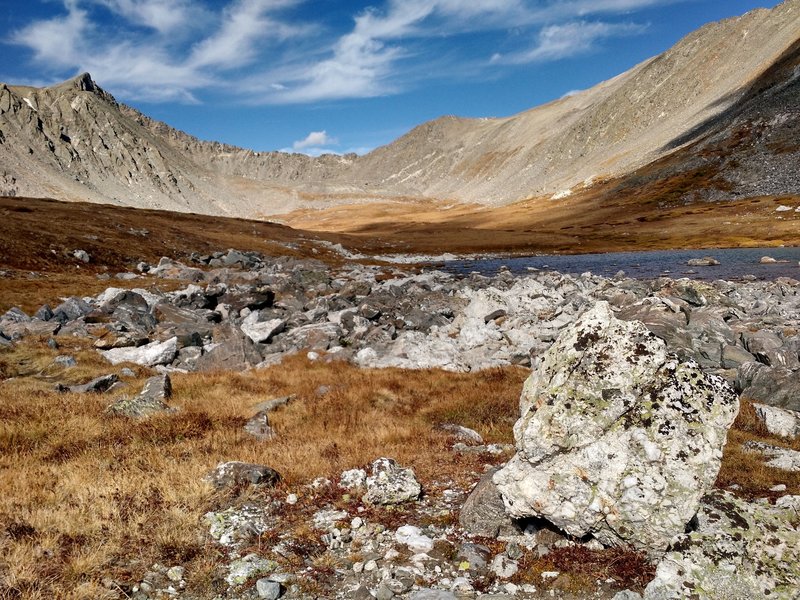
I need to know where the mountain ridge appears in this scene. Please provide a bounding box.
[1,0,799,219]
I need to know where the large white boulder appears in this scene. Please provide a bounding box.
[100,336,178,367]
[494,302,739,554]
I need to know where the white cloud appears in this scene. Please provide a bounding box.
[11,0,89,68]
[492,20,647,64]
[189,0,309,70]
[293,130,338,151]
[8,0,685,105]
[93,0,198,34]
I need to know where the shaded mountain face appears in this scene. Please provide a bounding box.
[1,0,799,219]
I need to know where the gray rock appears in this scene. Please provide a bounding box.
[225,554,277,587]
[209,461,281,489]
[742,329,799,369]
[73,249,90,263]
[255,578,282,599]
[409,591,457,600]
[459,467,520,538]
[100,337,178,367]
[52,297,93,323]
[744,441,800,471]
[244,410,276,441]
[363,458,421,505]
[644,491,800,599]
[752,403,800,438]
[194,325,263,372]
[107,374,173,418]
[494,302,739,555]
[52,355,76,368]
[439,423,483,445]
[613,592,643,600]
[241,313,285,344]
[455,542,491,571]
[686,257,719,267]
[721,344,756,369]
[34,304,53,321]
[737,362,800,412]
[281,322,342,351]
[56,373,119,394]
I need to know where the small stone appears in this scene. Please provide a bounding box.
[351,516,364,529]
[166,566,184,582]
[208,461,281,489]
[353,562,364,574]
[364,559,378,572]
[375,583,395,600]
[286,493,298,505]
[73,249,90,263]
[770,484,787,492]
[53,355,77,368]
[363,458,421,505]
[255,578,282,599]
[340,468,368,489]
[395,525,434,553]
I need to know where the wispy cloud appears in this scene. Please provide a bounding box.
[492,20,648,65]
[8,0,684,105]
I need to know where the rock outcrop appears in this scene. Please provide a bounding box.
[644,492,800,599]
[494,302,739,554]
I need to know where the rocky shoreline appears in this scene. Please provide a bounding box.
[2,249,799,599]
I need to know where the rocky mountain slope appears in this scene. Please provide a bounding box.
[0,0,799,219]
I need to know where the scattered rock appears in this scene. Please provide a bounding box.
[100,337,178,367]
[363,458,421,505]
[744,441,800,471]
[644,491,800,599]
[225,553,277,587]
[439,423,483,445]
[73,249,90,263]
[208,461,282,489]
[686,257,720,267]
[107,374,172,418]
[56,373,119,394]
[752,403,800,439]
[494,302,739,555]
[459,467,521,538]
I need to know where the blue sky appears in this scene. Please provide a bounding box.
[1,0,780,155]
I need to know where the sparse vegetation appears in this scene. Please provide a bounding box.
[0,330,795,598]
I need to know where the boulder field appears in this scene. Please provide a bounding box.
[2,249,800,598]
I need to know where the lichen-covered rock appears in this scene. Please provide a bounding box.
[363,458,421,505]
[209,461,282,489]
[644,491,800,599]
[205,504,270,546]
[494,302,739,554]
[107,374,173,418]
[225,553,277,587]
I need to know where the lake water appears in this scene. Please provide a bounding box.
[434,247,800,281]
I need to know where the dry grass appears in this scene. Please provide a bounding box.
[0,338,524,598]
[1,333,797,598]
[715,398,800,500]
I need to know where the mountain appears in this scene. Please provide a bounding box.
[1,0,799,220]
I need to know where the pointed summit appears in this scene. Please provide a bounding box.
[71,72,97,92]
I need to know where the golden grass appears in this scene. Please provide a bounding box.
[0,338,524,598]
[1,335,797,598]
